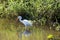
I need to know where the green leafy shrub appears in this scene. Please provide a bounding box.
[0,0,60,26]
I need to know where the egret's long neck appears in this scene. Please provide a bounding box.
[19,18,22,22]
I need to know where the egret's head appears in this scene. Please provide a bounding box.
[18,16,22,20]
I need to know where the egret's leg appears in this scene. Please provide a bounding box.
[24,26,31,31]
[25,26,30,31]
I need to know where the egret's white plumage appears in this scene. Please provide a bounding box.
[18,16,32,37]
[18,16,33,27]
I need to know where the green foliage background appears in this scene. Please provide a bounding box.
[0,0,60,25]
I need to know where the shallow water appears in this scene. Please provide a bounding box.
[0,19,60,40]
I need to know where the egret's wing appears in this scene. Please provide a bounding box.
[24,20,32,24]
[23,19,28,22]
[22,20,32,26]
[21,20,29,26]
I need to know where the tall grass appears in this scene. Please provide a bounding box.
[0,19,60,40]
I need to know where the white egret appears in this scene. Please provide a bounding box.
[17,16,33,37]
[17,16,33,27]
